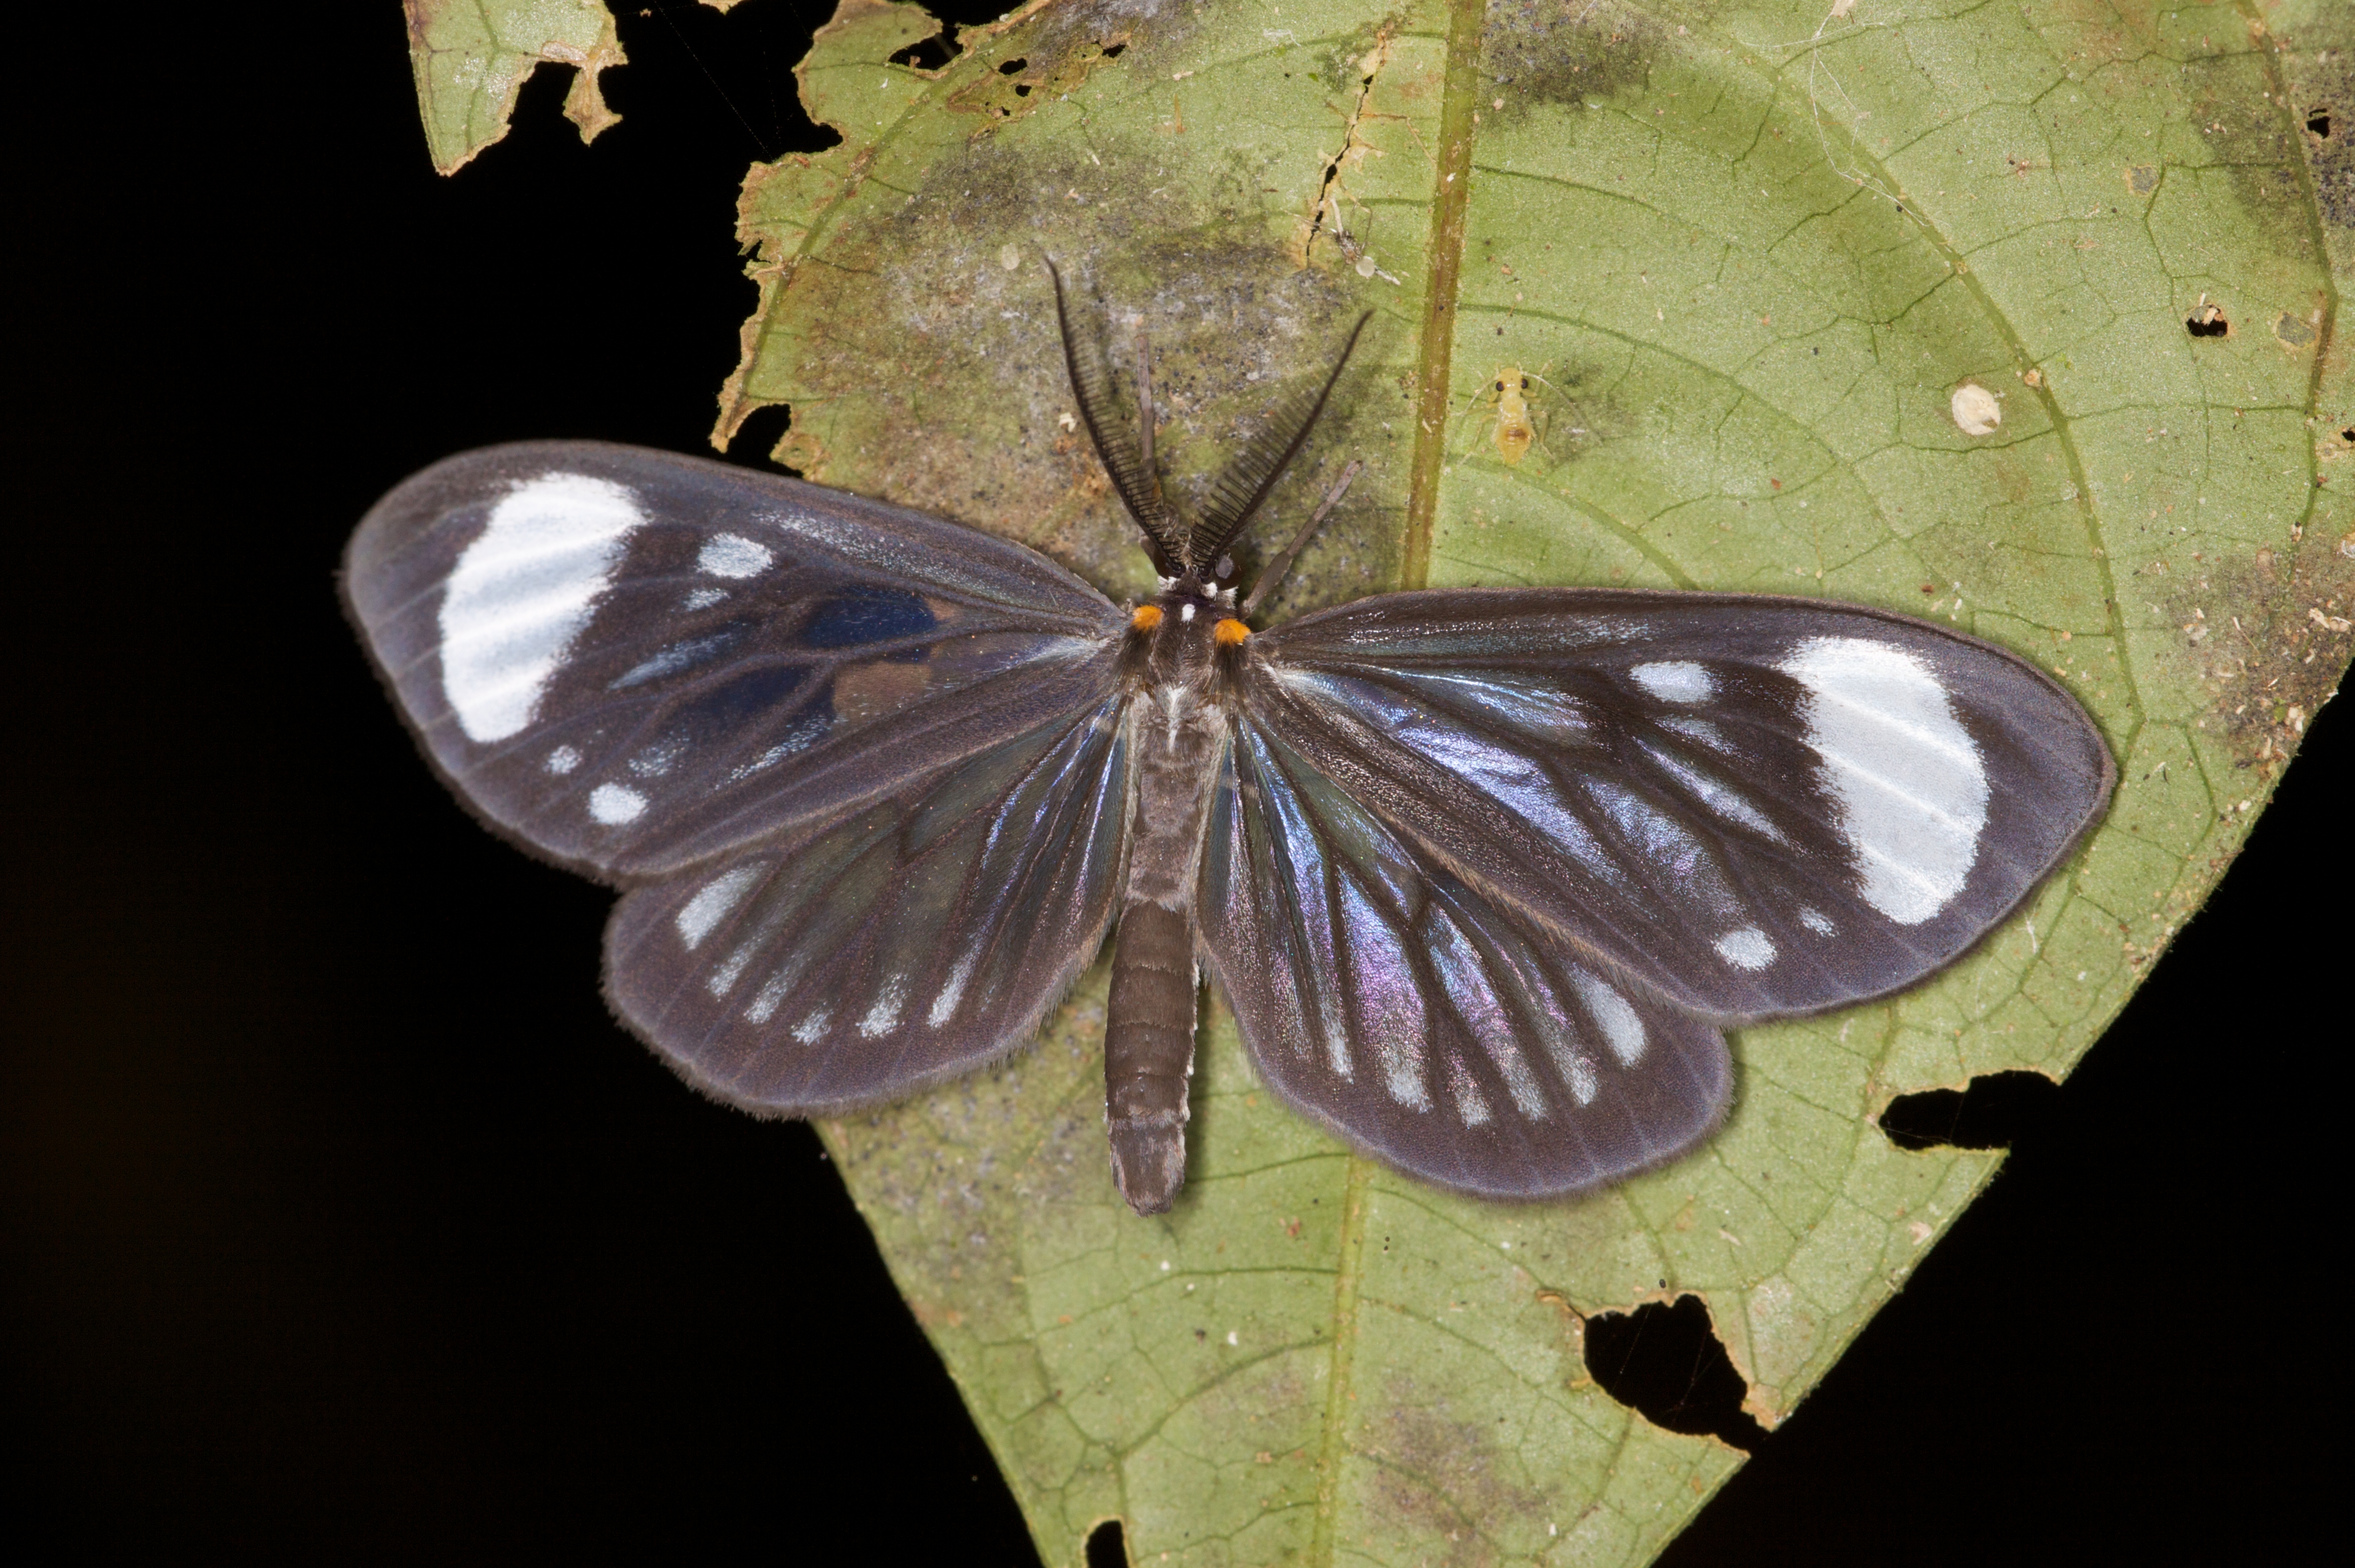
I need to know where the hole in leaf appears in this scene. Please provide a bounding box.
[2187,306,2229,337]
[1014,82,1032,97]
[1085,1517,1129,1568]
[886,28,958,72]
[1880,1070,2061,1151]
[1583,1294,1768,1452]
[1102,42,1126,58]
[999,56,1028,74]
[2309,109,2332,138]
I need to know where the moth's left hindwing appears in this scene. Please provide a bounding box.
[605,686,1132,1113]
[343,442,1127,880]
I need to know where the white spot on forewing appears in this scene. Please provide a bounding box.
[697,533,773,578]
[684,587,727,611]
[1637,740,1788,843]
[1950,382,2002,436]
[858,974,907,1037]
[1630,661,1715,703]
[1570,972,1647,1066]
[545,744,582,775]
[1800,906,1836,936]
[674,865,762,950]
[1715,928,1777,970]
[588,783,645,824]
[628,738,683,778]
[1659,715,1728,751]
[439,473,641,742]
[1563,1050,1599,1106]
[1779,637,1989,924]
[790,1006,831,1044]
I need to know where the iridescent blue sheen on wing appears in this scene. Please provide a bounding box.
[1199,722,1732,1198]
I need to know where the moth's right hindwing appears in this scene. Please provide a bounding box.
[1200,722,1731,1198]
[342,441,1127,881]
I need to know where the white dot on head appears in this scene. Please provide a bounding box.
[588,783,646,824]
[697,533,773,578]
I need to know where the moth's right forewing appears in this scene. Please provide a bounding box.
[606,685,1134,1114]
[343,441,1126,880]
[1248,590,2113,1022]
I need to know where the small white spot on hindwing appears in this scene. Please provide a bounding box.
[674,865,762,950]
[858,974,908,1037]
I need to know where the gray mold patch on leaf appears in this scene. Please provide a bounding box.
[1479,0,1719,124]
[2158,545,2355,785]
[1360,1378,1557,1553]
[2288,28,2355,238]
[758,122,1388,600]
[2180,47,2324,266]
[946,0,1183,130]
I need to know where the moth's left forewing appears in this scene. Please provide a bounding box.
[1245,591,2114,1022]
[343,441,1127,881]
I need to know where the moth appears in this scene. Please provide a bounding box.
[343,265,2112,1216]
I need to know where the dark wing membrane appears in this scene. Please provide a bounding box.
[1245,589,2113,1020]
[1200,723,1730,1198]
[344,441,1126,879]
[605,687,1131,1113]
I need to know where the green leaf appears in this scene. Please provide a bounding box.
[403,0,627,174]
[714,1,2354,1561]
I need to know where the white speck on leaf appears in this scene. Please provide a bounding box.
[1951,383,2002,436]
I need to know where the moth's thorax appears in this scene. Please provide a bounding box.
[1121,580,1239,911]
[1129,579,1245,692]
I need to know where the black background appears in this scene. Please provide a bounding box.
[6,3,2340,1562]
